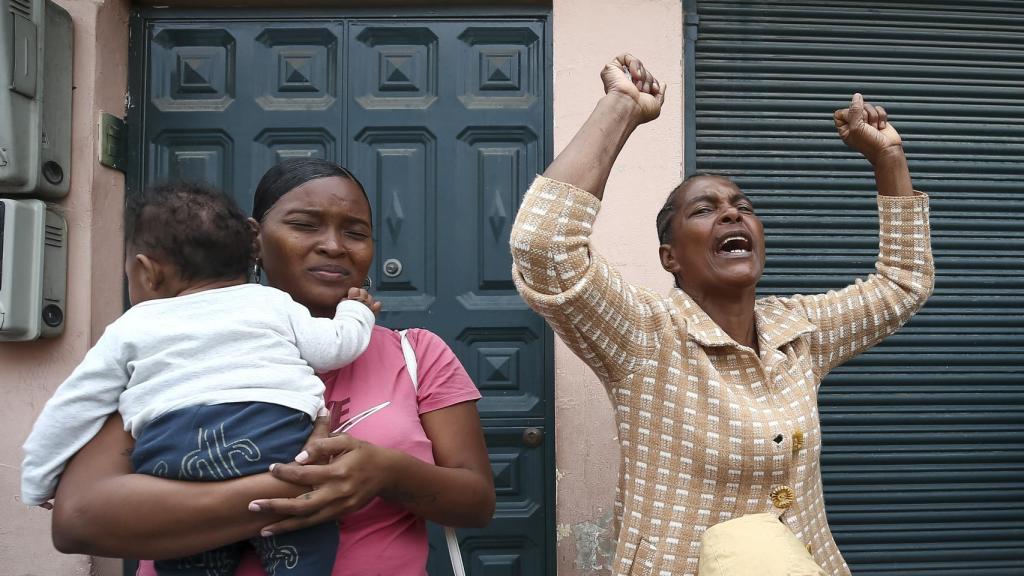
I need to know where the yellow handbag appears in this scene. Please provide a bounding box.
[698,513,827,576]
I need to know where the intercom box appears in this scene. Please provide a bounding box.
[0,198,67,341]
[0,0,73,198]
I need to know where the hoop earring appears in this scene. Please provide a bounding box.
[362,276,372,290]
[251,258,262,283]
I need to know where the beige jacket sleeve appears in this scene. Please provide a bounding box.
[776,193,935,379]
[510,176,661,384]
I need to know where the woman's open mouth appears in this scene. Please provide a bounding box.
[715,232,753,258]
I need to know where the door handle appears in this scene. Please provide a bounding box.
[522,427,544,448]
[383,258,402,277]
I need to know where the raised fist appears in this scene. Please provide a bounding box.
[834,93,903,165]
[600,53,666,125]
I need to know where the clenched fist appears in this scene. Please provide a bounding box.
[834,93,903,165]
[600,53,666,125]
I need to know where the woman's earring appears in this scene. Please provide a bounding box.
[362,276,372,290]
[251,258,262,283]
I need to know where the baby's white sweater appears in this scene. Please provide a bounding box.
[21,283,374,505]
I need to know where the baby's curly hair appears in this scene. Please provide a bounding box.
[125,182,253,282]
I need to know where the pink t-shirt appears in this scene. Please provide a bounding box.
[138,326,481,576]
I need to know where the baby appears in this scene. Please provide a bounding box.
[22,182,377,575]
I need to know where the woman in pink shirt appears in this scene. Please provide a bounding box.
[47,159,496,576]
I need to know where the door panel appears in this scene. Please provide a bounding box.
[143,20,349,218]
[449,128,542,421]
[428,426,547,576]
[131,11,552,575]
[351,128,435,309]
[345,21,549,426]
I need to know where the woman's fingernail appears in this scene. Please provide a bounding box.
[294,451,309,463]
[260,529,274,537]
[317,407,330,418]
[249,502,261,512]
[269,463,277,472]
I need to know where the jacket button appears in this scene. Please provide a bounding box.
[792,430,805,454]
[770,485,795,509]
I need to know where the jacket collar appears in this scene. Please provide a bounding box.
[669,289,816,352]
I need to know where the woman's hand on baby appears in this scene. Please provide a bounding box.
[248,434,398,535]
[600,53,665,125]
[834,93,904,165]
[295,407,332,465]
[346,287,381,316]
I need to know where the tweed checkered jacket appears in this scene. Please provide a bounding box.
[510,176,935,576]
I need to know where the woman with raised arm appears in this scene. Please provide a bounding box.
[48,158,495,576]
[510,54,933,575]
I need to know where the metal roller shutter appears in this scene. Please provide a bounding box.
[689,1,1024,574]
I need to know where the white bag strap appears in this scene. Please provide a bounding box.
[444,525,466,576]
[399,329,420,391]
[398,330,466,576]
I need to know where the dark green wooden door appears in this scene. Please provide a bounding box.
[128,9,553,575]
[689,1,1024,574]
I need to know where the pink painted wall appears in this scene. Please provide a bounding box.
[1,2,683,574]
[550,1,683,574]
[0,0,130,574]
